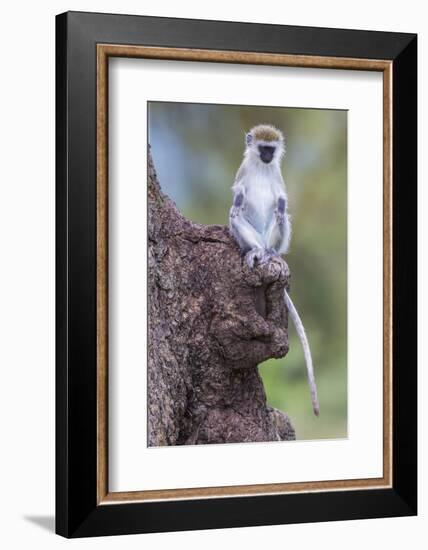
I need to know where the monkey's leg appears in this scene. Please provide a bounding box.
[266,198,291,255]
[266,221,290,255]
[229,215,267,268]
[230,214,264,250]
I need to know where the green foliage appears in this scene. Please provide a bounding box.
[149,102,347,440]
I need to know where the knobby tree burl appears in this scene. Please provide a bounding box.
[148,150,295,446]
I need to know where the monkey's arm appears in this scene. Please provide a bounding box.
[266,194,291,255]
[229,186,265,252]
[229,185,245,219]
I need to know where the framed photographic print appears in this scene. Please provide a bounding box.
[56,11,417,538]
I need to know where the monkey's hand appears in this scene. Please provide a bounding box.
[230,190,244,219]
[275,210,285,226]
[275,196,286,226]
[230,205,241,219]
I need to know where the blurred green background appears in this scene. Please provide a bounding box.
[148,102,347,440]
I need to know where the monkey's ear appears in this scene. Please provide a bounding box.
[246,133,253,146]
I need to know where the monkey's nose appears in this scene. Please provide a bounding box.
[258,145,275,163]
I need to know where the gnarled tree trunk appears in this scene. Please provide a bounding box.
[148,149,295,446]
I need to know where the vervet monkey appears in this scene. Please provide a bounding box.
[229,124,319,416]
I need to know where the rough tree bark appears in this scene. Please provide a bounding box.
[148,149,295,446]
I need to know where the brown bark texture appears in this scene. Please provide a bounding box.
[148,149,295,446]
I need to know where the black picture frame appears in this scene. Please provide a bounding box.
[56,11,417,538]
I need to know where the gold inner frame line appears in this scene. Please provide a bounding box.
[96,44,393,505]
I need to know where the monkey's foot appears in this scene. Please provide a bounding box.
[246,248,272,268]
[266,247,280,258]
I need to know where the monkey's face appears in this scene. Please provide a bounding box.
[247,139,283,166]
[258,144,276,164]
[245,125,285,166]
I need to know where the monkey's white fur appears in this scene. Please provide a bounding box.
[229,124,319,416]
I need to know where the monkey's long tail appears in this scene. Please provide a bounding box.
[284,288,320,416]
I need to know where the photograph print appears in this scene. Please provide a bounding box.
[147,101,347,447]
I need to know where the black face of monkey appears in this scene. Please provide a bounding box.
[258,145,275,163]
